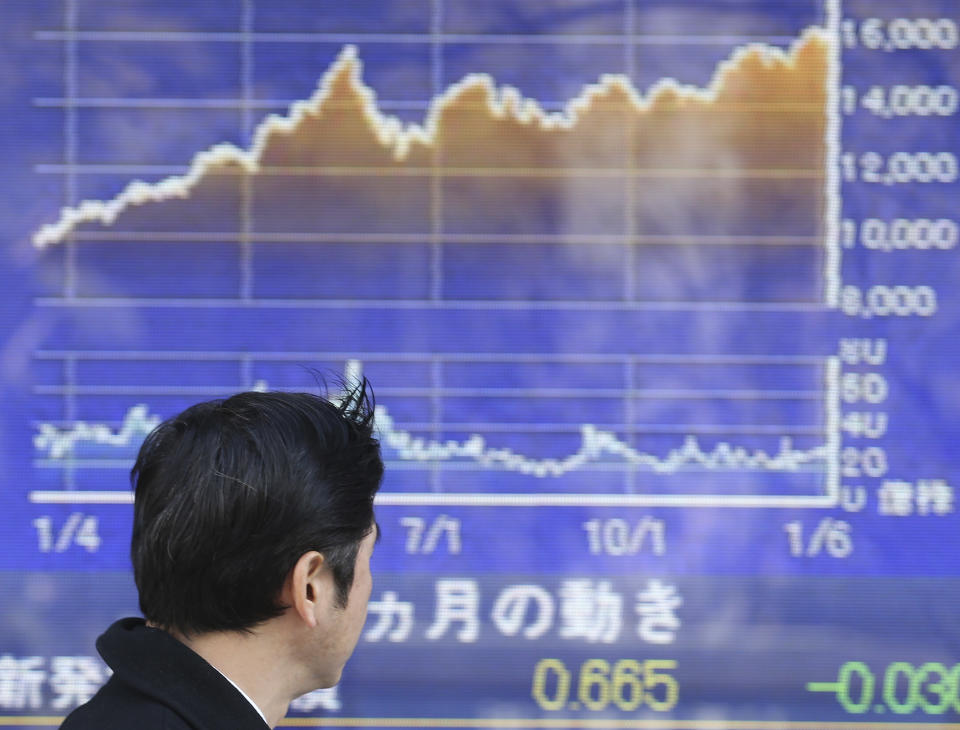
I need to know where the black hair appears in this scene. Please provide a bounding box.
[130,379,383,635]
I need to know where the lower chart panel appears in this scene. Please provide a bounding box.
[31,353,841,508]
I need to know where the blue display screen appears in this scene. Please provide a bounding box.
[1,0,958,727]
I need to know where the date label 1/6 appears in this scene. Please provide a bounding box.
[784,519,853,558]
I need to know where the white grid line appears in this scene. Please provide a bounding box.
[430,355,443,491]
[34,351,830,364]
[33,165,826,179]
[32,98,472,110]
[32,420,826,435]
[823,356,841,504]
[240,353,253,389]
[430,0,444,303]
[33,298,827,311]
[36,462,828,474]
[240,0,254,143]
[25,228,823,245]
[63,0,78,300]
[34,31,806,45]
[33,385,823,399]
[62,0,78,491]
[824,0,843,308]
[62,354,77,489]
[31,97,813,111]
[239,0,254,300]
[624,356,637,493]
[28,491,840,508]
[623,0,637,303]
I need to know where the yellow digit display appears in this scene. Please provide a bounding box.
[531,658,678,713]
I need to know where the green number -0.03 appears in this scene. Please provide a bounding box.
[809,661,960,715]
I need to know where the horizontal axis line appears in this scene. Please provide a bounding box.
[32,420,825,435]
[27,491,837,509]
[33,385,822,399]
[32,97,823,112]
[34,97,441,110]
[34,350,829,364]
[34,298,827,311]
[36,461,828,474]
[34,30,804,45]
[33,164,825,179]
[31,230,823,245]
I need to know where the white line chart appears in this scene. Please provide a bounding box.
[30,1,843,310]
[24,0,845,511]
[30,357,842,508]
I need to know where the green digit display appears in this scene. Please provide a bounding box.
[914,662,952,714]
[809,660,960,716]
[883,661,916,714]
[952,664,960,714]
[837,661,875,713]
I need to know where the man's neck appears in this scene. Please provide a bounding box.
[214,668,269,724]
[168,626,300,728]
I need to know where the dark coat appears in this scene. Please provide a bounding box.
[59,617,270,730]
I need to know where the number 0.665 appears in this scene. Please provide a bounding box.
[532,658,678,712]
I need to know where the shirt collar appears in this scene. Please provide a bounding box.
[214,668,270,725]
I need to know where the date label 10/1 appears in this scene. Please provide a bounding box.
[583,518,665,556]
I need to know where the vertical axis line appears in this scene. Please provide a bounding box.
[823,0,843,308]
[624,357,636,494]
[428,0,443,488]
[240,0,254,143]
[824,356,841,505]
[239,0,255,301]
[63,0,78,299]
[429,0,444,303]
[63,0,79,490]
[430,356,443,492]
[241,354,253,389]
[623,0,637,302]
[63,355,77,489]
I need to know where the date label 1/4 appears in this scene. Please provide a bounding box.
[33,513,101,553]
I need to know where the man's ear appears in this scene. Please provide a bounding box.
[286,551,329,628]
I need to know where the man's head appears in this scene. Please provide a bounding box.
[129,380,383,640]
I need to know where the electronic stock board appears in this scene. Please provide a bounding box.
[1,0,959,727]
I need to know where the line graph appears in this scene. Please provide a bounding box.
[32,34,830,232]
[29,356,841,508]
[31,16,840,307]
[24,1,845,512]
